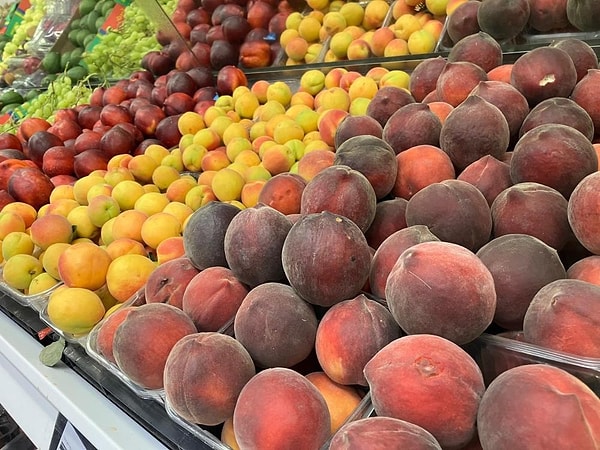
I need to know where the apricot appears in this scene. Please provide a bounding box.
[112,303,197,390]
[523,279,600,358]
[315,294,400,386]
[330,416,442,450]
[232,368,331,449]
[233,282,318,368]
[510,123,597,199]
[333,135,397,200]
[182,266,247,332]
[163,332,255,426]
[405,179,492,252]
[393,144,455,200]
[477,234,566,330]
[300,165,377,233]
[477,365,600,449]
[369,224,440,300]
[282,211,372,307]
[386,241,496,344]
[364,334,485,449]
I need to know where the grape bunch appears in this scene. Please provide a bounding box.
[0,0,46,73]
[82,0,177,80]
[0,74,93,132]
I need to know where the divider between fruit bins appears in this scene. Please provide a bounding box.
[84,287,166,403]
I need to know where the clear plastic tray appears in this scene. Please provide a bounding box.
[465,333,600,396]
[84,288,166,403]
[0,267,62,311]
[38,284,116,346]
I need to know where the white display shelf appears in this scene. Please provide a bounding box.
[0,310,169,450]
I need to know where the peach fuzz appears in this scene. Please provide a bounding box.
[257,172,307,215]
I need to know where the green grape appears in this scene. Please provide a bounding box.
[82,0,176,80]
[0,0,46,70]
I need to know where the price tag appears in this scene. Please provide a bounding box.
[49,414,95,450]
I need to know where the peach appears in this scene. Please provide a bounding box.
[281,211,372,307]
[364,334,485,449]
[393,144,455,200]
[457,154,513,206]
[182,201,241,270]
[440,94,510,171]
[300,165,377,233]
[333,115,382,150]
[492,182,571,251]
[315,294,401,386]
[223,204,292,287]
[447,31,502,73]
[510,123,597,199]
[112,303,197,389]
[369,224,439,299]
[386,241,496,344]
[510,46,577,107]
[446,0,480,43]
[523,279,600,358]
[408,56,447,103]
[182,266,247,332]
[96,305,136,365]
[477,365,600,448]
[232,368,330,449]
[477,234,567,330]
[383,103,442,154]
[406,179,492,252]
[519,97,594,141]
[305,371,363,435]
[234,282,318,368]
[477,0,530,41]
[364,197,409,250]
[366,86,416,128]
[470,80,531,143]
[144,256,199,309]
[550,38,599,83]
[164,332,255,426]
[487,63,513,83]
[333,135,396,200]
[436,61,488,107]
[330,416,442,449]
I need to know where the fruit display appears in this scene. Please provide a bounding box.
[0,0,599,449]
